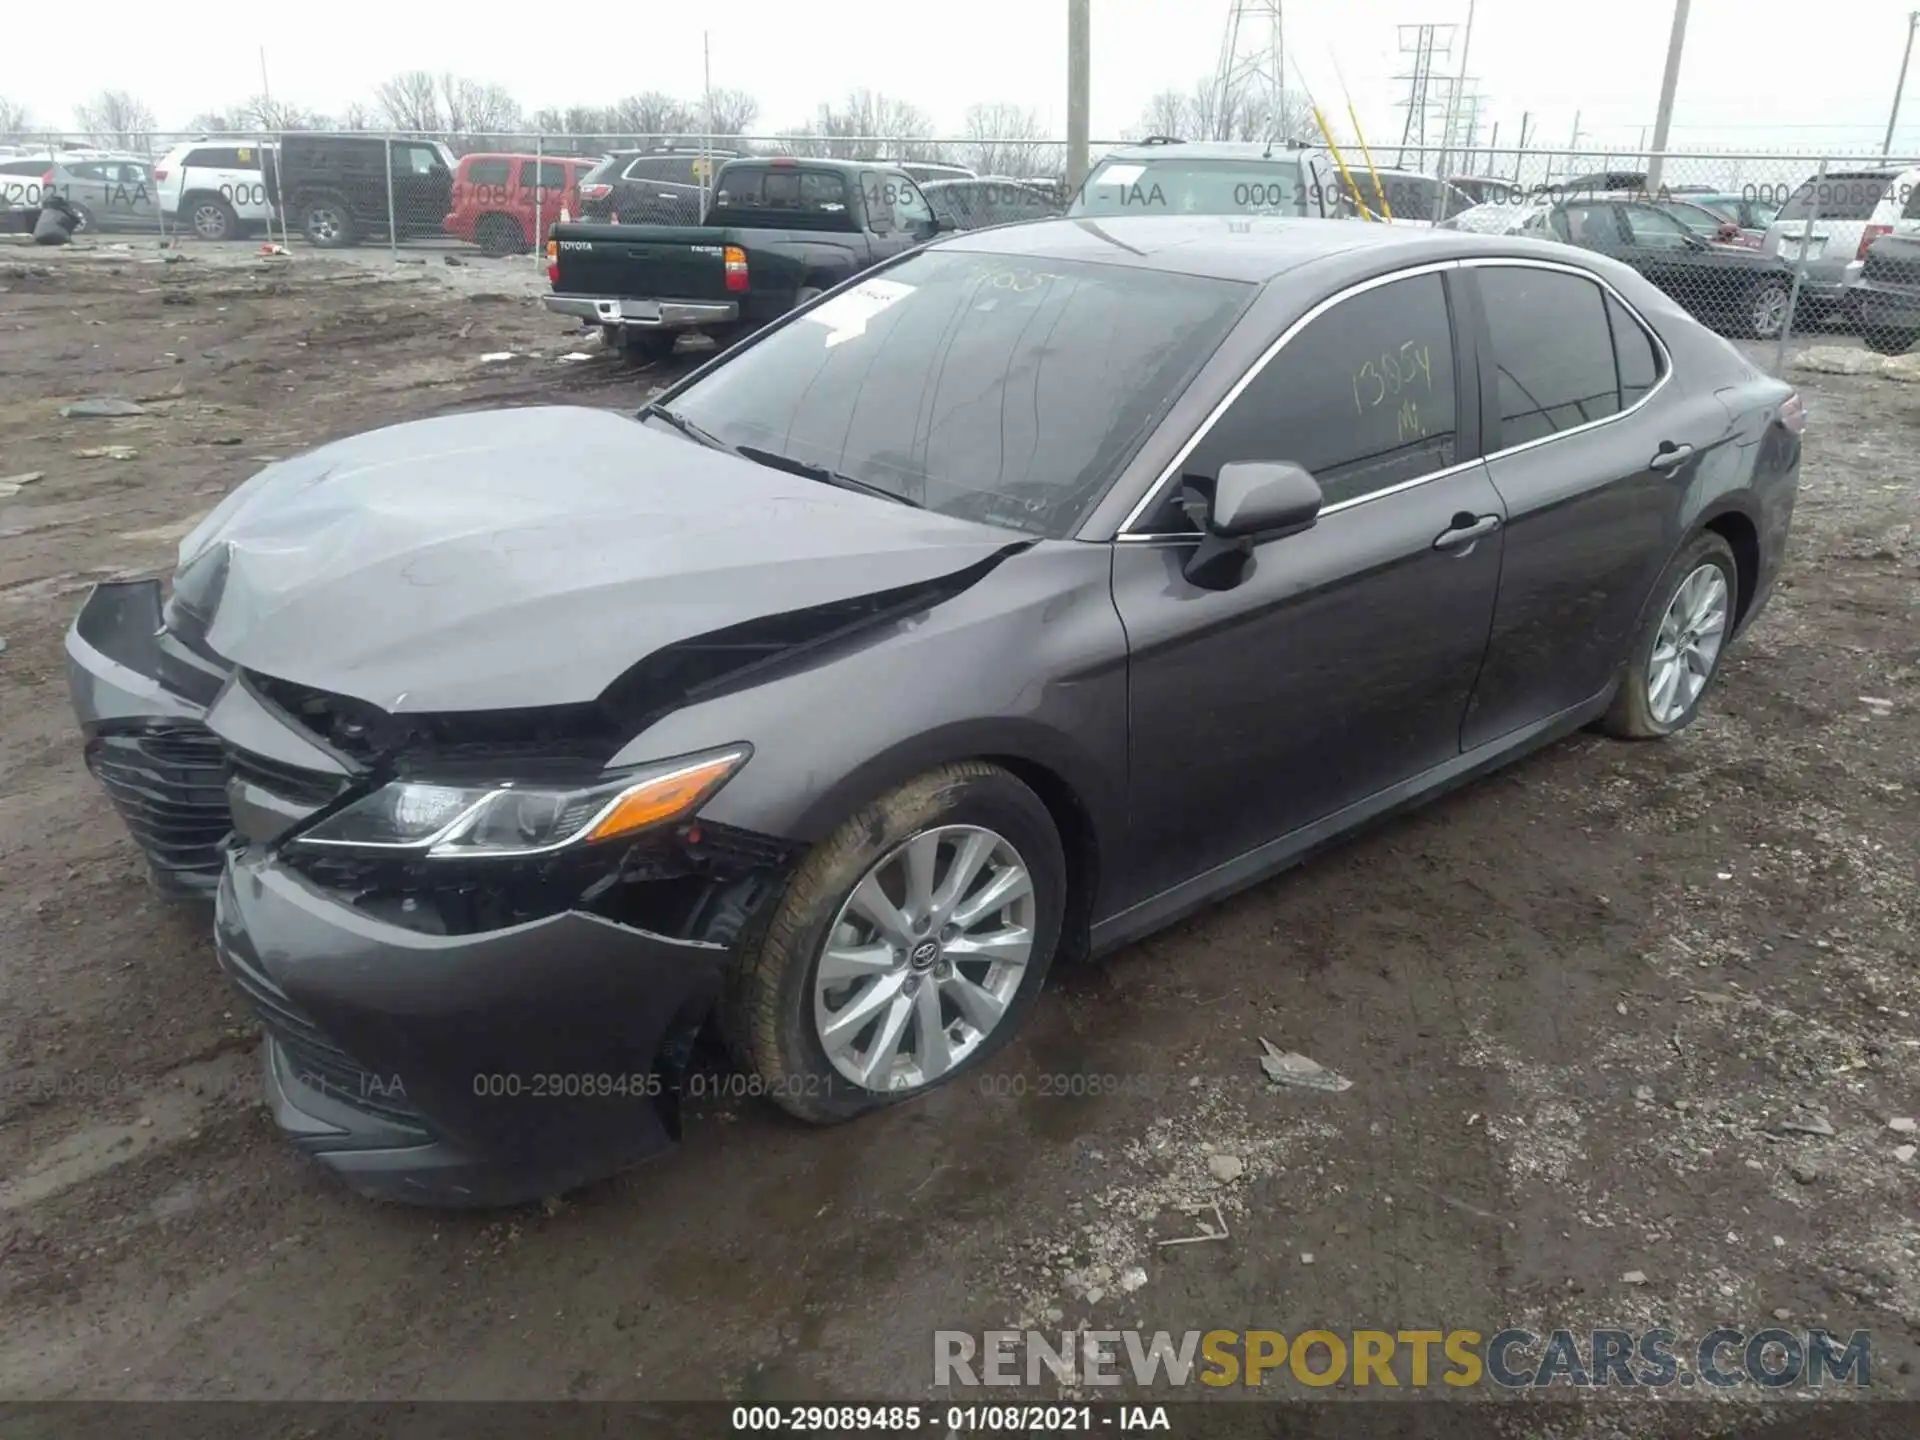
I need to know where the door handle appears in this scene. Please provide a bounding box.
[1648,442,1694,472]
[1433,513,1501,551]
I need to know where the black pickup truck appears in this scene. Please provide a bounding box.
[543,157,950,360]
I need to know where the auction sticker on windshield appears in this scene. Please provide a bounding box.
[801,278,917,347]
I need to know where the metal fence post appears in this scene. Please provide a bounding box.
[534,132,543,261]
[1775,156,1827,374]
[384,133,398,262]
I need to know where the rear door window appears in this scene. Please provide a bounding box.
[185,147,253,170]
[464,159,513,188]
[1476,267,1626,447]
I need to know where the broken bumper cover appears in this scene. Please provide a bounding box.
[542,294,739,329]
[216,848,728,1207]
[67,580,231,897]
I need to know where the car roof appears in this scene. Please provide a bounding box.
[1097,140,1320,163]
[932,214,1579,283]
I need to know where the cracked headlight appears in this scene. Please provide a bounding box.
[287,746,751,858]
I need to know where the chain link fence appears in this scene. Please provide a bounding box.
[9,129,1920,369]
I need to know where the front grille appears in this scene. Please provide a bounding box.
[86,725,234,891]
[226,746,351,808]
[219,943,426,1129]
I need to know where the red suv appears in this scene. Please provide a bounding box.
[445,153,599,255]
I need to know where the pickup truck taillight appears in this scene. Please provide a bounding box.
[546,239,558,287]
[724,245,748,292]
[1859,223,1893,260]
[152,167,169,180]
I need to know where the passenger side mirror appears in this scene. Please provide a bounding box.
[1181,461,1324,591]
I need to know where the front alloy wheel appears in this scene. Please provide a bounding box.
[1748,281,1790,340]
[723,761,1064,1124]
[812,825,1036,1092]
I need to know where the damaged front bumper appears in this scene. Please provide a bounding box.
[65,578,779,1206]
[216,849,726,1207]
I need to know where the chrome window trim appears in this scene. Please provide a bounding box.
[1115,252,1674,541]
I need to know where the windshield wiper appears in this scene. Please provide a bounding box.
[641,401,736,454]
[735,444,925,510]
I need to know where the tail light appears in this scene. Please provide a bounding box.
[153,167,169,180]
[1780,392,1805,436]
[580,183,612,202]
[41,170,52,185]
[724,244,748,292]
[546,239,558,287]
[1858,223,1892,260]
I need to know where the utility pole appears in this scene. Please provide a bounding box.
[1645,0,1691,194]
[1067,0,1090,196]
[1885,10,1920,157]
[1437,0,1476,179]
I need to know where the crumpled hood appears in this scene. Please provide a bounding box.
[176,405,1019,713]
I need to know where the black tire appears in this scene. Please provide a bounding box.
[1600,531,1739,740]
[620,329,678,363]
[1861,325,1919,355]
[67,201,94,234]
[185,194,238,242]
[721,761,1066,1125]
[301,194,356,249]
[475,212,523,257]
[1744,279,1791,340]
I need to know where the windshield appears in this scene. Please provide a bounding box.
[1070,158,1307,218]
[662,249,1251,538]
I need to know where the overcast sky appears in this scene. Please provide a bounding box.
[8,0,1920,156]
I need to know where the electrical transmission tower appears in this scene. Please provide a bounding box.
[1213,1,1289,142]
[1393,23,1455,165]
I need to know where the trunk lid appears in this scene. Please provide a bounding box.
[552,223,734,299]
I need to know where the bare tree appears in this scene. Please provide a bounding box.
[440,77,521,135]
[0,96,31,143]
[1137,89,1189,141]
[787,91,937,160]
[1226,90,1317,145]
[339,102,373,132]
[699,87,759,138]
[961,103,1050,176]
[1186,78,1225,143]
[374,71,443,131]
[74,90,156,152]
[609,91,697,142]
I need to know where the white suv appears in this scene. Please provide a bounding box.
[155,140,276,241]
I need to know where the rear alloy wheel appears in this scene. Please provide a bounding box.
[303,198,355,249]
[1746,280,1791,340]
[476,213,523,257]
[189,196,238,242]
[723,761,1064,1123]
[1601,531,1738,739]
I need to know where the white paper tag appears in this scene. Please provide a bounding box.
[801,278,916,347]
[1093,163,1146,188]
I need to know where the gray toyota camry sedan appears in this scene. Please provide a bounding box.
[65,216,1802,1206]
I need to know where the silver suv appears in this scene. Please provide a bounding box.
[1761,165,1920,316]
[1067,138,1342,220]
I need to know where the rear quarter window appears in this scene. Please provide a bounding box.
[464,159,513,187]
[1776,173,1898,223]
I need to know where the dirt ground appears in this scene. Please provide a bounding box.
[0,233,1916,1431]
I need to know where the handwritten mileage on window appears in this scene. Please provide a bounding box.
[1352,340,1437,441]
